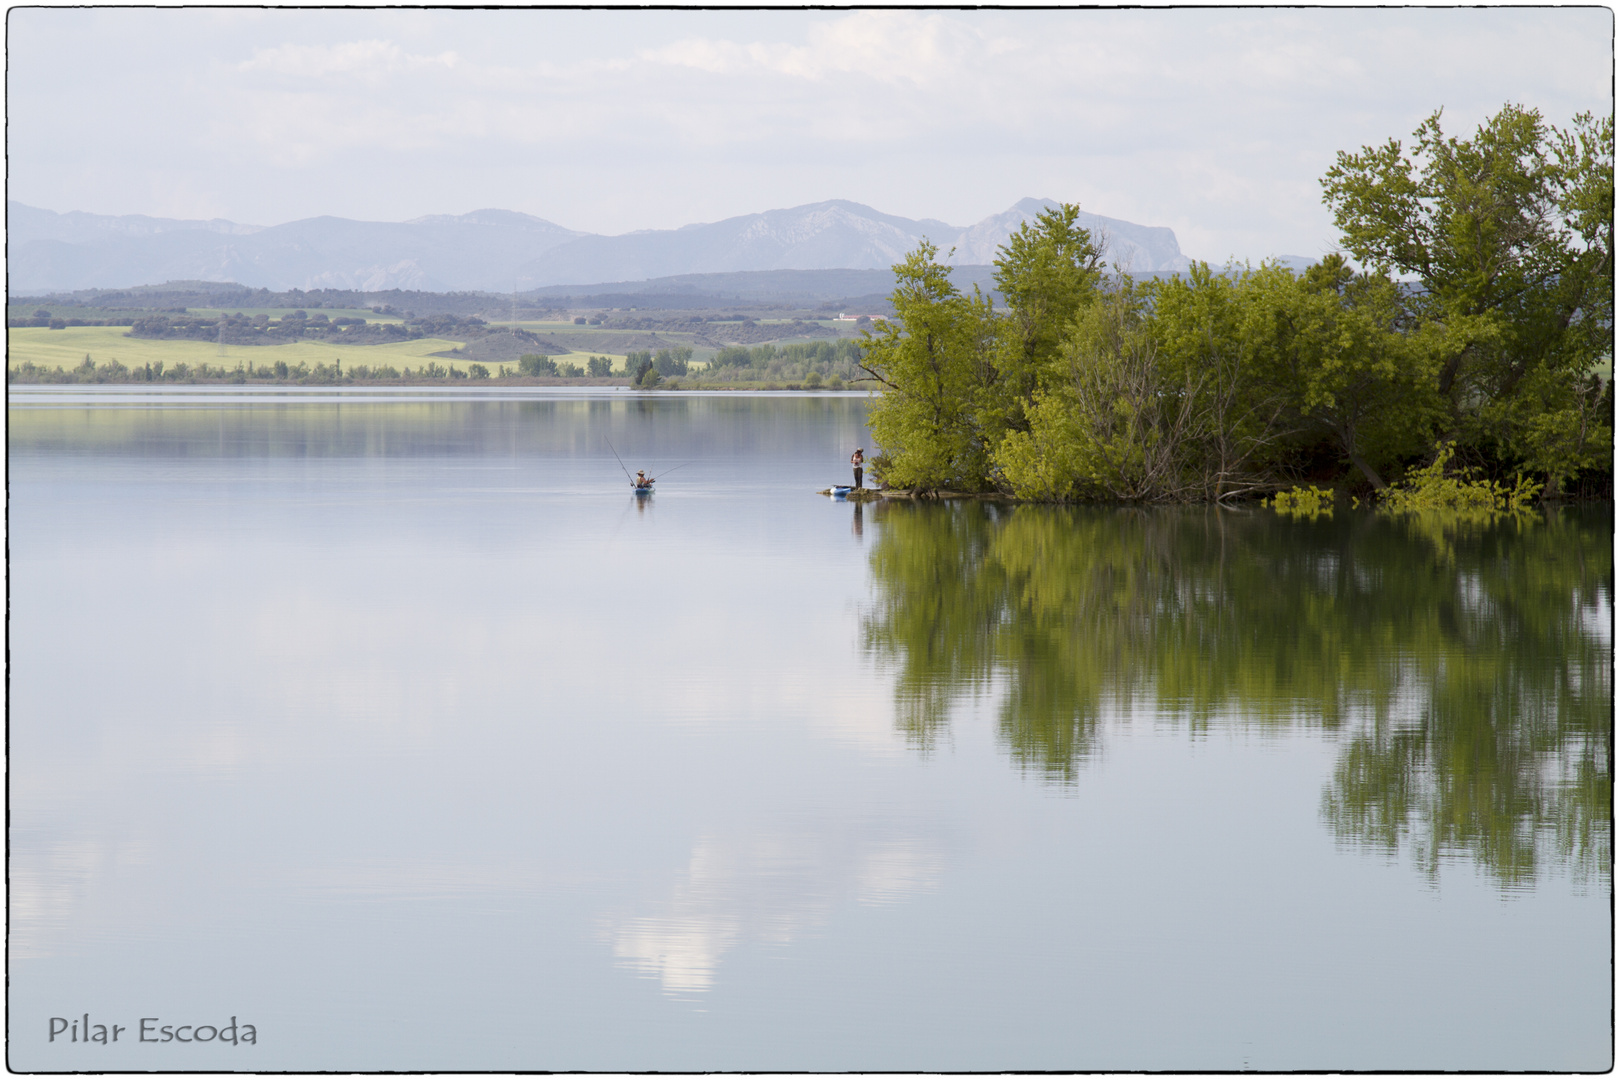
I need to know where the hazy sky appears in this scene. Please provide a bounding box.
[7,7,1612,264]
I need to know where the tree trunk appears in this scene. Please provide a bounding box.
[1349,450,1386,491]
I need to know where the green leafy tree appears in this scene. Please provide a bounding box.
[1321,104,1613,495]
[859,242,999,491]
[518,354,557,377]
[989,203,1107,434]
[1281,257,1441,488]
[1217,256,1444,490]
[1145,261,1300,499]
[864,206,1105,493]
[999,280,1204,501]
[653,346,692,376]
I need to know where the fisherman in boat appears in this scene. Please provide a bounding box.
[634,469,653,490]
[851,448,865,489]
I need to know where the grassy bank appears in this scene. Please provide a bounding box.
[6,326,619,380]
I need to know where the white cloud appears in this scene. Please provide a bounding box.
[7,8,1612,258]
[239,39,459,81]
[640,11,988,86]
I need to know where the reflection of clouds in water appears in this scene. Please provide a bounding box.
[854,839,944,906]
[10,838,148,959]
[613,914,741,996]
[1576,590,1612,643]
[11,841,102,959]
[608,828,943,996]
[242,586,900,749]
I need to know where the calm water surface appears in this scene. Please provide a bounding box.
[8,387,1612,1071]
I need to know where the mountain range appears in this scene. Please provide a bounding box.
[9,198,1201,295]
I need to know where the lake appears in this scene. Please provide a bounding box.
[7,386,1612,1071]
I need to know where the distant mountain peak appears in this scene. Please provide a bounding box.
[7,197,1194,294]
[404,208,580,232]
[938,198,1190,274]
[9,201,265,239]
[1010,196,1057,214]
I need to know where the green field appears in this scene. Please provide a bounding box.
[495,319,599,331]
[493,320,699,339]
[7,327,625,377]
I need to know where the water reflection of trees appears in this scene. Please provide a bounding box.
[861,502,1611,885]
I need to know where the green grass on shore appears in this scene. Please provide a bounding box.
[7,326,623,377]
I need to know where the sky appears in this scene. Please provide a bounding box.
[7,7,1613,265]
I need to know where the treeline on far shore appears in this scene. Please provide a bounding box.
[6,350,877,391]
[6,355,618,386]
[632,339,868,389]
[10,314,134,328]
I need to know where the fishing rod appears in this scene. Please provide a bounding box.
[604,438,636,485]
[647,461,692,483]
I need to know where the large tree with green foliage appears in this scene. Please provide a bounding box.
[998,256,1443,501]
[999,278,1210,501]
[1221,255,1445,490]
[1143,261,1287,500]
[864,108,1610,501]
[988,203,1107,430]
[861,206,1107,493]
[858,243,999,491]
[1321,104,1613,495]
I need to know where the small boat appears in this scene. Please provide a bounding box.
[606,438,686,495]
[830,485,855,497]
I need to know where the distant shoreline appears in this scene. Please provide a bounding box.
[6,372,881,392]
[5,372,632,389]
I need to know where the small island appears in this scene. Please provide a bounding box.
[853,105,1612,507]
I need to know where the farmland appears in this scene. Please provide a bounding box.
[6,284,874,388]
[13,325,463,372]
[6,326,623,379]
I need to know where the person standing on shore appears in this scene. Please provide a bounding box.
[851,448,865,489]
